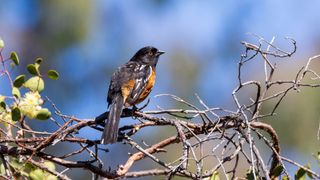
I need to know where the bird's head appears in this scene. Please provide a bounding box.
[130,46,165,67]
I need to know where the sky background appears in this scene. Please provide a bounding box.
[1,0,320,179]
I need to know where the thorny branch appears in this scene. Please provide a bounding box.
[1,36,320,179]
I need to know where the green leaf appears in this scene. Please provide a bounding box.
[11,107,21,121]
[0,95,5,103]
[35,57,42,64]
[43,161,55,171]
[10,159,23,169]
[29,169,44,180]
[295,167,306,180]
[282,175,289,180]
[27,64,39,76]
[10,51,19,65]
[24,76,44,92]
[0,163,5,175]
[36,108,51,120]
[13,75,25,88]
[0,38,4,49]
[12,87,21,98]
[246,169,254,180]
[0,101,5,109]
[34,58,42,71]
[210,171,220,180]
[271,164,284,177]
[304,164,313,179]
[24,162,36,170]
[47,70,59,80]
[9,159,29,176]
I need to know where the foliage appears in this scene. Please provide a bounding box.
[0,38,59,179]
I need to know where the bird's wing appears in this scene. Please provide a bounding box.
[107,62,152,106]
[128,64,154,104]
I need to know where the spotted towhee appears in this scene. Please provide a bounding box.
[101,46,165,144]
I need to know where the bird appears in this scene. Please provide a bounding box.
[101,46,165,144]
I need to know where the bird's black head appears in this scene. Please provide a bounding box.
[130,46,165,67]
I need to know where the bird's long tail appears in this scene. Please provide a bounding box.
[101,94,124,144]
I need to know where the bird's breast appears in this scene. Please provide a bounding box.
[135,68,156,104]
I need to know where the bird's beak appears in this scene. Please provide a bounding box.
[156,50,165,56]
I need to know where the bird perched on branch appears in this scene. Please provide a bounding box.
[101,46,165,144]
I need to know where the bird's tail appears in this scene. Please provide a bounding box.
[101,94,124,144]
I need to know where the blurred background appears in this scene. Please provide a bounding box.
[1,0,320,179]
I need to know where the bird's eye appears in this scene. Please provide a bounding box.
[148,51,153,56]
